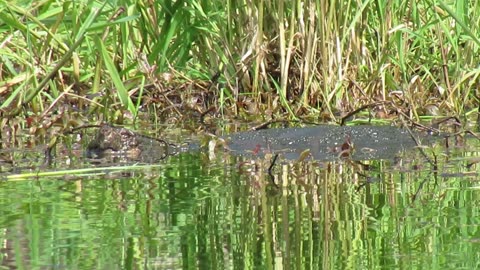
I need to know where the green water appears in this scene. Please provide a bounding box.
[1,136,480,269]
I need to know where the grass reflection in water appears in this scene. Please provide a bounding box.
[2,138,480,269]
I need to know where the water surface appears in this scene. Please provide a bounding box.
[1,126,480,269]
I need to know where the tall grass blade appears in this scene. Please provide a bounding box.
[97,37,136,115]
[437,1,480,47]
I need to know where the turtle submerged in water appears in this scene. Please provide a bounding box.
[86,124,170,162]
[85,123,425,163]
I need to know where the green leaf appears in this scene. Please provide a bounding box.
[97,37,136,115]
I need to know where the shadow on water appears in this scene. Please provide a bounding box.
[1,125,480,269]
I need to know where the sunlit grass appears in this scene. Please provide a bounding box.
[0,0,479,129]
[5,164,164,181]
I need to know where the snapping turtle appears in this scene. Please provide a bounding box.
[86,124,172,162]
[224,125,421,161]
[86,124,425,163]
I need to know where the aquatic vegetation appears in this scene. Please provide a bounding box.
[0,0,479,133]
[2,2,480,269]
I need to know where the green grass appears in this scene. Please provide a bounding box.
[0,0,479,130]
[5,164,165,181]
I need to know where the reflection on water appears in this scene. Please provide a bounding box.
[1,134,480,269]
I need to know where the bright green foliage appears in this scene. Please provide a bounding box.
[0,0,479,123]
